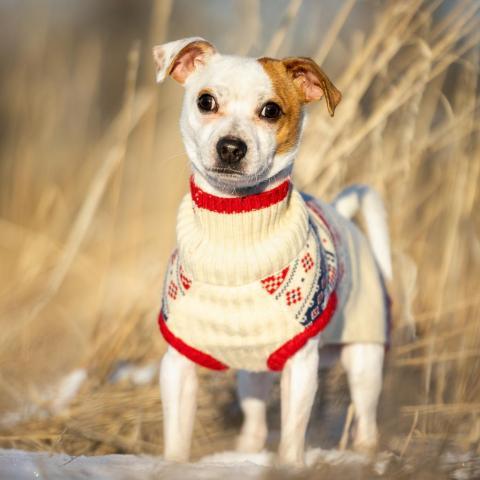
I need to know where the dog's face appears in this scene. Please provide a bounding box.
[153,37,341,192]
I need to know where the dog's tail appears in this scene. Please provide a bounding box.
[333,185,392,281]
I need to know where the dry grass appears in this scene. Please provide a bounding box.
[0,0,479,473]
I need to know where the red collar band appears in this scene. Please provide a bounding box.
[190,176,291,214]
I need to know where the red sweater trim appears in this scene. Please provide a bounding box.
[158,313,229,371]
[190,176,290,214]
[159,293,336,372]
[267,292,338,371]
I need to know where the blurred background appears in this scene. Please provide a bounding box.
[0,0,479,475]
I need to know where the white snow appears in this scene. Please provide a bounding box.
[1,362,158,429]
[1,447,477,479]
[0,448,379,480]
[49,369,88,414]
[108,361,158,386]
[0,449,256,480]
[0,369,87,429]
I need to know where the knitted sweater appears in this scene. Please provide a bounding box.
[158,178,377,372]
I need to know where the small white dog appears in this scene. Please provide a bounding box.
[153,37,392,466]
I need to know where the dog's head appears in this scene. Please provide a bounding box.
[153,37,341,192]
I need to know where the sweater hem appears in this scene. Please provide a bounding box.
[267,292,338,371]
[158,313,229,371]
[158,292,337,372]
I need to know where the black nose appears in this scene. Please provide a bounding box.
[216,136,247,164]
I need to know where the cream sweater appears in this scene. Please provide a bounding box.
[158,178,381,372]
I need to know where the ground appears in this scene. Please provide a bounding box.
[1,446,479,480]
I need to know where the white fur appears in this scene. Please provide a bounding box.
[334,185,392,281]
[154,38,300,193]
[233,343,385,463]
[278,336,320,465]
[155,38,390,466]
[153,37,206,83]
[341,343,384,451]
[181,54,280,191]
[333,187,360,219]
[160,347,198,462]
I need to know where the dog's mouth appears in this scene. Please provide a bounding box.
[208,165,243,173]
[202,165,270,192]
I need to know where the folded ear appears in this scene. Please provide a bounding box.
[152,37,216,84]
[282,57,342,116]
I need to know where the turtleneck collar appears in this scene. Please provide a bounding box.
[189,176,291,214]
[176,176,310,286]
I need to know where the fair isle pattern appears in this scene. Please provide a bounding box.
[301,252,314,272]
[260,266,290,294]
[179,265,192,291]
[286,287,302,306]
[258,215,338,328]
[302,222,334,327]
[168,281,178,300]
[306,199,345,284]
[160,250,174,319]
[161,250,192,321]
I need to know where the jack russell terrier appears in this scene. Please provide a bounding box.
[153,37,392,466]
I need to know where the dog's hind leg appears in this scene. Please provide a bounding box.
[341,342,384,453]
[160,346,198,462]
[278,336,319,465]
[236,370,274,453]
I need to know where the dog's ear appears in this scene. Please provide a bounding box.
[153,37,216,84]
[282,57,342,116]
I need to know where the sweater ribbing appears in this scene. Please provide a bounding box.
[177,181,310,286]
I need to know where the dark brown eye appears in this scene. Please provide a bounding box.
[197,93,218,113]
[260,102,282,120]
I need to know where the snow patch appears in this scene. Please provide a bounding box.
[0,448,382,480]
[0,368,87,428]
[1,447,477,479]
[49,368,87,414]
[108,361,158,386]
[199,450,274,467]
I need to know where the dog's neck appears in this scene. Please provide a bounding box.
[176,176,310,285]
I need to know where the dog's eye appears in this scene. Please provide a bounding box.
[260,102,282,120]
[197,93,218,113]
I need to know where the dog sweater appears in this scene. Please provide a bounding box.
[158,178,353,372]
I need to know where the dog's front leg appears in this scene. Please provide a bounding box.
[160,346,198,462]
[278,337,319,466]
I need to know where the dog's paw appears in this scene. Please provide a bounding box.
[235,431,267,454]
[352,440,378,458]
[276,445,306,468]
[163,449,190,463]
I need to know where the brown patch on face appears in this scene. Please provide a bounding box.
[258,57,304,155]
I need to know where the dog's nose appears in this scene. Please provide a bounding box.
[216,136,247,164]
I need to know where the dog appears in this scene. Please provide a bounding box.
[153,37,392,466]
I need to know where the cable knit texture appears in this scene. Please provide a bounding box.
[158,177,383,372]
